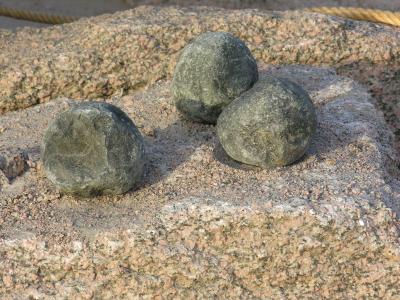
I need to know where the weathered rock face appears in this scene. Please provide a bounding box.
[0,65,399,298]
[0,6,399,114]
[217,76,316,168]
[172,31,258,123]
[41,101,145,197]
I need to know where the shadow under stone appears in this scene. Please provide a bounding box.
[212,141,262,171]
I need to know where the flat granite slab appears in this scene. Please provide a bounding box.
[0,65,399,298]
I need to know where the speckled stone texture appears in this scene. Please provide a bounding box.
[41,102,145,197]
[217,76,316,168]
[0,6,399,114]
[172,32,258,123]
[1,65,399,299]
[0,151,29,181]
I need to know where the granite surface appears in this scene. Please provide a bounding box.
[0,5,399,299]
[1,65,399,298]
[0,6,399,114]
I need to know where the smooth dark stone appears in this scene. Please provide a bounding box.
[217,76,317,168]
[41,102,145,197]
[171,32,258,124]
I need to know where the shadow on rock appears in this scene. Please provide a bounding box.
[137,117,216,188]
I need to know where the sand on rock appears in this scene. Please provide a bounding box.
[0,65,399,298]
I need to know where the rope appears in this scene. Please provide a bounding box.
[305,6,400,27]
[0,6,78,24]
[0,5,399,27]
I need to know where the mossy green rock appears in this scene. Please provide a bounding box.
[171,32,258,124]
[41,102,145,197]
[217,76,317,168]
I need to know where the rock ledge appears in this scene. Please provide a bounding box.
[0,65,399,298]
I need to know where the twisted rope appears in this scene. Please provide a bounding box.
[305,6,400,27]
[0,5,399,27]
[0,6,78,24]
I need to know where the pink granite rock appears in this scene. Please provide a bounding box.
[0,64,399,298]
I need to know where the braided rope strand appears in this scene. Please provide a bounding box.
[305,6,400,27]
[0,6,78,24]
[0,5,399,27]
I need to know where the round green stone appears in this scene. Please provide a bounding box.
[172,32,258,124]
[217,76,317,168]
[41,102,145,197]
